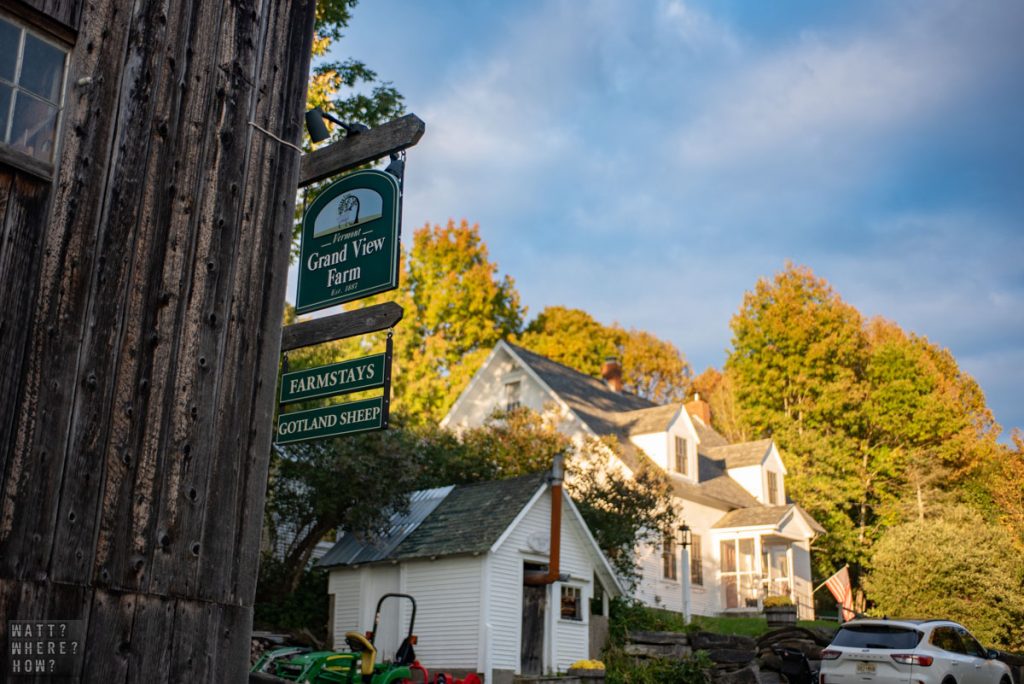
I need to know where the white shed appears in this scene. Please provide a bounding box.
[317,472,623,684]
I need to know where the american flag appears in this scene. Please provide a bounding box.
[824,565,856,621]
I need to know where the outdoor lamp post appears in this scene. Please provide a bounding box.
[679,523,692,623]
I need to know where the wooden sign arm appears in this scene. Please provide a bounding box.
[298,114,425,187]
[280,301,404,352]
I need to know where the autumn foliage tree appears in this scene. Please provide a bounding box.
[724,263,1002,583]
[517,306,692,404]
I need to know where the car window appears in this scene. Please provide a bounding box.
[956,628,986,658]
[832,625,923,649]
[931,627,966,654]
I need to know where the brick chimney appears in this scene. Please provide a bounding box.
[685,392,711,424]
[601,356,623,393]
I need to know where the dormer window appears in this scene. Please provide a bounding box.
[504,380,521,411]
[767,471,779,504]
[0,16,68,166]
[673,436,688,476]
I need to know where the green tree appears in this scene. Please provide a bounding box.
[861,319,999,524]
[307,1,404,131]
[726,264,869,575]
[263,425,426,593]
[725,264,1005,587]
[517,307,617,376]
[390,220,525,423]
[864,505,1024,650]
[517,306,691,403]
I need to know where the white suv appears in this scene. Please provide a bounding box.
[819,619,1012,684]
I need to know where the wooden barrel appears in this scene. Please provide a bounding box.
[765,606,798,627]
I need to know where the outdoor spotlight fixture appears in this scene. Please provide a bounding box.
[305,106,369,143]
[679,523,692,549]
[384,151,405,184]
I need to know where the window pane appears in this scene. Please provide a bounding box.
[560,586,582,621]
[0,83,11,142]
[739,538,754,571]
[0,19,19,82]
[10,91,58,161]
[720,540,736,572]
[20,33,65,102]
[723,576,738,608]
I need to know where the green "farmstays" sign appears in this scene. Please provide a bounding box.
[296,169,401,314]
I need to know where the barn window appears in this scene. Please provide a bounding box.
[560,585,582,621]
[0,15,68,166]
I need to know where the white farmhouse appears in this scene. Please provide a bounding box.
[318,470,623,683]
[442,341,824,619]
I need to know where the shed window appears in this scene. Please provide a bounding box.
[560,585,582,621]
[0,16,68,164]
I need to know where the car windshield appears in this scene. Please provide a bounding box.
[832,625,923,649]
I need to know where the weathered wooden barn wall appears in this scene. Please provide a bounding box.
[0,0,317,679]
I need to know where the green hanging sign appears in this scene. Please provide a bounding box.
[276,396,386,444]
[279,353,386,404]
[296,169,401,314]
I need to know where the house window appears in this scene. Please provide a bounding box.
[720,538,758,609]
[767,471,779,504]
[590,575,605,616]
[0,16,68,164]
[674,436,688,476]
[560,585,582,621]
[504,380,521,411]
[689,534,703,586]
[662,534,677,580]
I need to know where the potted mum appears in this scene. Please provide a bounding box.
[763,595,797,627]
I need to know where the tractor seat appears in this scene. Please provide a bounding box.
[394,636,416,666]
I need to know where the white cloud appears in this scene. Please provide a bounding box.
[672,0,1022,173]
[660,0,741,56]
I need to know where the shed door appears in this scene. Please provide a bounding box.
[521,563,546,675]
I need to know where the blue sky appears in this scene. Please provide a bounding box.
[301,0,1024,438]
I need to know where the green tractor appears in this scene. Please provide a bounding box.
[252,593,427,684]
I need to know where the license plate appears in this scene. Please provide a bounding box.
[856,662,877,675]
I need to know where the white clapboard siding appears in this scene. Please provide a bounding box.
[329,569,363,651]
[400,557,484,670]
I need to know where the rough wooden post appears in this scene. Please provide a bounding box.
[0,0,317,679]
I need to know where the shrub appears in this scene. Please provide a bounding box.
[763,596,795,608]
[865,505,1024,650]
[604,647,712,684]
[608,598,690,643]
